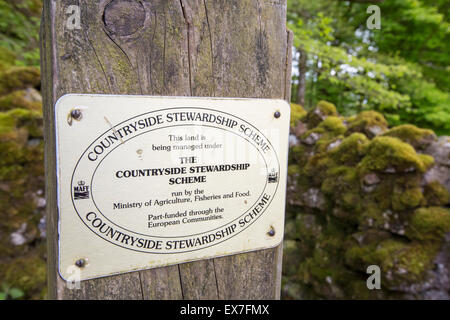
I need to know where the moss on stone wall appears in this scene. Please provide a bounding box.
[0,48,45,300]
[407,207,450,242]
[283,101,450,300]
[382,124,437,150]
[359,136,434,174]
[290,103,307,127]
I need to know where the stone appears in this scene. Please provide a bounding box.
[425,136,450,166]
[327,139,342,151]
[10,223,27,246]
[363,173,380,186]
[301,188,326,210]
[423,136,450,193]
[302,132,321,145]
[367,125,384,137]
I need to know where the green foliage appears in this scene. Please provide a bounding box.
[0,283,25,300]
[288,0,450,135]
[0,0,42,66]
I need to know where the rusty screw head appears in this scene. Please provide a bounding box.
[75,259,86,268]
[274,111,281,119]
[267,227,275,237]
[71,109,83,121]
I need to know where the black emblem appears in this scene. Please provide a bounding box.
[73,181,90,200]
[268,169,279,184]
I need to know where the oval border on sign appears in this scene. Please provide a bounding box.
[69,107,281,254]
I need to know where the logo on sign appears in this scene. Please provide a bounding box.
[73,181,90,200]
[268,169,279,184]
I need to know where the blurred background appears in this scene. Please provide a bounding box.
[0,0,448,300]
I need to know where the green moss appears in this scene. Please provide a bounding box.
[346,110,388,137]
[316,100,338,115]
[298,249,331,282]
[358,136,434,173]
[317,116,347,135]
[303,153,334,186]
[290,103,307,127]
[288,164,301,176]
[382,124,436,150]
[0,46,46,300]
[296,214,323,244]
[326,166,359,184]
[283,240,304,277]
[358,177,401,227]
[0,252,46,300]
[424,181,450,206]
[0,108,42,137]
[419,154,435,169]
[322,166,361,216]
[300,127,324,141]
[296,224,360,299]
[0,47,17,68]
[304,100,338,129]
[329,133,369,165]
[345,280,386,299]
[406,207,450,241]
[391,176,425,211]
[318,136,346,154]
[300,118,346,153]
[392,187,424,211]
[350,230,392,246]
[0,108,44,185]
[345,239,438,287]
[285,104,449,298]
[0,66,40,95]
[289,144,309,168]
[298,247,349,290]
[0,90,42,112]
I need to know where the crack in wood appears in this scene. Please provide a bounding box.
[102,27,143,94]
[84,28,112,93]
[284,29,293,102]
[203,0,215,96]
[212,258,220,299]
[179,0,193,96]
[163,10,167,91]
[177,264,185,299]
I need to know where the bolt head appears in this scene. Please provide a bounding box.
[267,227,275,237]
[75,259,86,268]
[71,109,82,120]
[274,111,281,119]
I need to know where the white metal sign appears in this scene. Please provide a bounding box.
[55,94,290,281]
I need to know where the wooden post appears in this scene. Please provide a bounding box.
[40,0,292,300]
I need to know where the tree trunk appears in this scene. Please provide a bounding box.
[40,0,292,300]
[296,48,307,106]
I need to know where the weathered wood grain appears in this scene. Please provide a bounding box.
[140,265,183,300]
[41,0,291,300]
